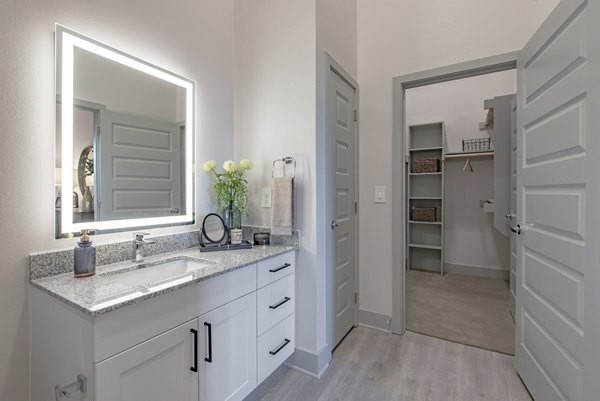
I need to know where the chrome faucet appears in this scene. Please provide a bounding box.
[134,232,156,262]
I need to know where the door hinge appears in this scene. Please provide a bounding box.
[354,293,358,304]
[354,110,357,122]
[97,200,102,208]
[96,126,100,136]
[354,201,358,214]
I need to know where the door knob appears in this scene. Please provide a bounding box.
[510,224,521,235]
[170,208,180,214]
[331,220,339,230]
[505,213,513,219]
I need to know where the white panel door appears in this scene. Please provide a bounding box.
[329,68,357,347]
[198,292,257,401]
[509,96,517,321]
[516,0,592,399]
[95,319,198,401]
[98,110,182,221]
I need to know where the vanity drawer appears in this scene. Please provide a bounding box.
[257,252,295,288]
[257,313,295,384]
[257,274,295,336]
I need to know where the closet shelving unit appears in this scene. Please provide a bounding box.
[407,122,445,275]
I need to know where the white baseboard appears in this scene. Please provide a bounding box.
[444,263,509,280]
[358,309,391,332]
[285,346,330,379]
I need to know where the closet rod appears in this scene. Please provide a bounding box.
[445,151,494,159]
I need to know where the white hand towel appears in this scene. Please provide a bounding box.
[271,177,293,236]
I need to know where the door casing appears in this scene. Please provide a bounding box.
[391,52,519,334]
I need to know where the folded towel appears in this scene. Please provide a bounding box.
[271,177,293,236]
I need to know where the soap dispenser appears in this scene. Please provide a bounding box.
[74,229,96,278]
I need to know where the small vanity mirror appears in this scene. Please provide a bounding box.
[201,213,228,246]
[55,25,194,238]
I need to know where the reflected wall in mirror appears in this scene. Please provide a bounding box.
[55,25,195,238]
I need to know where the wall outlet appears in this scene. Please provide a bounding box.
[262,188,272,208]
[375,186,386,203]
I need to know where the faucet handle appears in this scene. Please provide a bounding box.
[134,232,150,241]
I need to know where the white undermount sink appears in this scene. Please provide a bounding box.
[104,258,215,290]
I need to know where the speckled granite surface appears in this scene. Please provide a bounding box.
[31,245,296,317]
[242,226,300,246]
[29,231,201,280]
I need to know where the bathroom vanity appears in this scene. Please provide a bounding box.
[30,246,296,401]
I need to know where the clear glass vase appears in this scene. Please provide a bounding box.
[222,200,242,231]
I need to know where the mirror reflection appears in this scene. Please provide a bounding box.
[55,25,194,238]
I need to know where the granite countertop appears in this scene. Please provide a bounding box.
[31,245,296,317]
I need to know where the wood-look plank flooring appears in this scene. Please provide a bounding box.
[253,326,531,401]
[406,270,515,355]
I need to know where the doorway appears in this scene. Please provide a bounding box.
[403,71,516,355]
[391,52,519,337]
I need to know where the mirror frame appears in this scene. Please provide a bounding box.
[55,24,195,235]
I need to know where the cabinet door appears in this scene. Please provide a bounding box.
[198,292,257,401]
[96,319,199,401]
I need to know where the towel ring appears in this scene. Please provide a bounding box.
[272,157,296,179]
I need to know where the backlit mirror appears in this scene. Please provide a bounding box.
[55,25,194,238]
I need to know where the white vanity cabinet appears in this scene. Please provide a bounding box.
[198,293,257,401]
[30,250,296,401]
[95,319,199,401]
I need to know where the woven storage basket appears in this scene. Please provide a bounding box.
[413,158,439,173]
[411,207,437,222]
[462,138,491,152]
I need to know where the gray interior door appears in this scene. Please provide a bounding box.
[330,68,357,347]
[509,96,517,321]
[515,0,592,399]
[98,111,181,221]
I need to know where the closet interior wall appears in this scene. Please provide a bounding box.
[405,70,515,278]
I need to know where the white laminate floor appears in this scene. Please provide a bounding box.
[252,326,531,401]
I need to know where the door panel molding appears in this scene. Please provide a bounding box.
[516,1,590,399]
[324,53,359,352]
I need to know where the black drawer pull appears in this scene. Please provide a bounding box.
[190,328,198,372]
[269,263,291,273]
[269,297,291,309]
[204,322,212,363]
[269,339,291,355]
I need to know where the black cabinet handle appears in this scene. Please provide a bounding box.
[269,297,291,309]
[269,339,291,355]
[269,263,291,273]
[204,322,212,363]
[190,328,198,372]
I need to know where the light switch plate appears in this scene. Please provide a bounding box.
[375,186,386,203]
[262,188,272,208]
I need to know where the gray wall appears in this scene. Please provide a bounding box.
[356,0,560,317]
[234,0,357,371]
[406,71,515,274]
